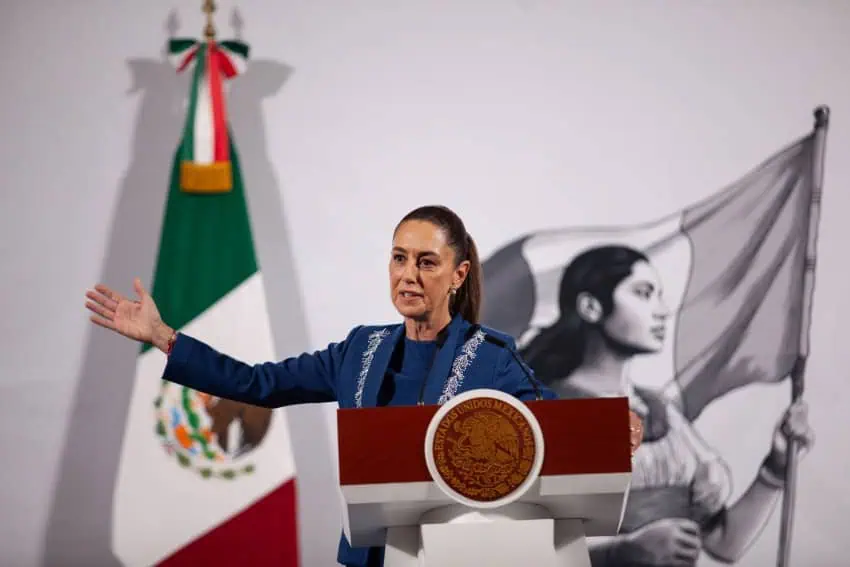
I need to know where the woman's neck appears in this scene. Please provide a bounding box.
[563,332,631,396]
[405,311,452,341]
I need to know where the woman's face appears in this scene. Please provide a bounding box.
[602,260,670,353]
[389,220,468,322]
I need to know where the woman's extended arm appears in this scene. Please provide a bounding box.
[162,330,354,408]
[86,278,349,408]
[701,401,814,563]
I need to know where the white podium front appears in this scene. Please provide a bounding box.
[337,391,633,567]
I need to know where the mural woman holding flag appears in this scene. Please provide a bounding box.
[517,244,813,566]
[481,107,828,566]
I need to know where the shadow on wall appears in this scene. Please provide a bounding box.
[227,35,346,567]
[42,12,339,567]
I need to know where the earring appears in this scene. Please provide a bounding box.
[449,287,457,296]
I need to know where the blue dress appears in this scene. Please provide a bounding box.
[161,313,556,566]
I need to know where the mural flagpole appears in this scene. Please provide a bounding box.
[776,105,830,567]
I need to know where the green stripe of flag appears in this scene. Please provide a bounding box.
[179,43,206,163]
[141,137,257,354]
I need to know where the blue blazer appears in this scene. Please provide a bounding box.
[162,313,555,566]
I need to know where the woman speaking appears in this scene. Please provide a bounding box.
[85,204,559,567]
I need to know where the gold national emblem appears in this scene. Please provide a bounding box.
[431,395,537,502]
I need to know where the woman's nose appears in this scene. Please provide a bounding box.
[654,299,671,318]
[402,262,418,281]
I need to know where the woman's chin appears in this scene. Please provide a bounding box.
[395,302,426,319]
[644,341,664,354]
[625,338,664,355]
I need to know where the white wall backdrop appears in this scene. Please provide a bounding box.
[2,1,850,566]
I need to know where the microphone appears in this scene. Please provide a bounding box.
[417,328,450,406]
[478,330,544,401]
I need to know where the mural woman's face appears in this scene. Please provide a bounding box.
[602,260,670,353]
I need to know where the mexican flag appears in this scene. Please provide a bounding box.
[111,37,300,566]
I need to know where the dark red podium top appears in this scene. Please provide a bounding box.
[337,397,631,486]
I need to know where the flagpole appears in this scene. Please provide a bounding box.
[776,105,830,567]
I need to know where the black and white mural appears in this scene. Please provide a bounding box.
[481,107,828,567]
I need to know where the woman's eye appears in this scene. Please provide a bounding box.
[393,255,405,263]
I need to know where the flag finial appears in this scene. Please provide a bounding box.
[202,0,217,41]
[814,105,830,129]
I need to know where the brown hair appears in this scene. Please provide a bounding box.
[395,205,483,324]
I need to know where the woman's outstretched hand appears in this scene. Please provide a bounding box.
[85,277,174,353]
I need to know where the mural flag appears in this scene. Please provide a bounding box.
[482,110,827,422]
[110,33,300,567]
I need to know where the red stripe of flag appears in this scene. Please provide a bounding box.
[207,43,229,162]
[156,479,300,567]
[217,48,238,79]
[176,45,199,73]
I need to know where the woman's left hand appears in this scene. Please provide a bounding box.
[629,410,644,456]
[767,400,815,470]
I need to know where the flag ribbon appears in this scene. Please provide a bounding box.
[168,38,250,194]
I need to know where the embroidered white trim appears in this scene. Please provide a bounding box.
[354,328,390,408]
[438,330,486,404]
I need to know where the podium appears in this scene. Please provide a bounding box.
[337,389,633,567]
